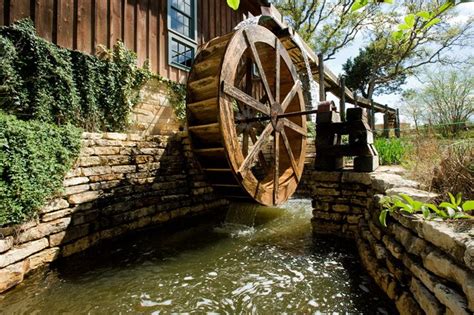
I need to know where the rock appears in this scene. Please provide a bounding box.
[82,166,112,177]
[27,247,60,271]
[382,235,403,259]
[332,204,350,212]
[41,208,75,222]
[375,165,407,176]
[465,241,474,271]
[423,251,474,310]
[312,212,344,221]
[385,187,438,202]
[62,234,100,257]
[0,236,14,253]
[402,255,439,292]
[76,156,101,167]
[389,222,429,257]
[410,277,443,315]
[81,132,102,139]
[314,188,340,196]
[433,283,470,315]
[311,171,342,182]
[341,172,372,185]
[40,199,70,213]
[64,184,90,196]
[16,218,71,244]
[94,146,121,155]
[371,172,419,193]
[395,292,423,315]
[103,132,128,140]
[0,238,49,268]
[111,165,136,174]
[0,260,29,293]
[63,177,90,187]
[68,191,100,205]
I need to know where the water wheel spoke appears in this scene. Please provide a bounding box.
[244,30,275,105]
[238,123,273,174]
[273,131,280,204]
[281,80,302,112]
[275,39,281,103]
[282,118,307,136]
[249,128,269,171]
[222,81,270,116]
[281,129,301,181]
[242,130,249,156]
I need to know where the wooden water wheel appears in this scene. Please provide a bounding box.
[186,24,307,206]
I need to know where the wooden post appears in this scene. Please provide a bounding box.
[353,91,358,107]
[318,53,326,101]
[370,99,375,131]
[395,108,401,138]
[340,76,346,122]
[383,105,389,138]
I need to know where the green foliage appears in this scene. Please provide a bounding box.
[0,112,81,226]
[374,137,409,165]
[153,75,187,123]
[227,0,240,10]
[0,19,151,131]
[379,192,474,227]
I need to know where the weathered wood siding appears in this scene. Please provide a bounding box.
[1,0,260,82]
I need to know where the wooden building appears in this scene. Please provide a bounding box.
[0,0,268,82]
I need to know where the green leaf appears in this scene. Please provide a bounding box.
[398,24,411,30]
[462,200,474,211]
[400,193,415,206]
[438,1,454,14]
[379,209,389,227]
[426,203,448,218]
[423,17,441,29]
[226,0,240,11]
[421,206,430,219]
[440,202,456,209]
[455,192,462,206]
[416,11,431,20]
[351,0,368,12]
[448,192,456,205]
[383,0,393,3]
[453,212,469,219]
[404,14,416,27]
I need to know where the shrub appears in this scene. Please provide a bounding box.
[374,137,409,165]
[0,112,81,226]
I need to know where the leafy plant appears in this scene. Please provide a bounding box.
[227,0,240,10]
[0,112,81,226]
[379,192,474,227]
[153,75,187,123]
[374,137,409,165]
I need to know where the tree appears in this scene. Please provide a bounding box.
[275,0,381,60]
[402,67,473,136]
[342,1,473,100]
[400,88,426,130]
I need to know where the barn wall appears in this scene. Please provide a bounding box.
[0,0,260,82]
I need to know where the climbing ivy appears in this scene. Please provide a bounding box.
[0,112,82,226]
[0,19,151,131]
[153,75,187,124]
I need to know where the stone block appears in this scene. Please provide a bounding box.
[342,172,372,186]
[41,208,75,222]
[410,277,443,315]
[386,187,438,203]
[433,283,470,315]
[382,235,403,259]
[94,147,121,156]
[371,173,419,193]
[135,155,154,164]
[347,215,362,224]
[64,184,90,196]
[103,132,128,141]
[314,156,344,171]
[89,173,124,182]
[41,199,70,213]
[16,218,71,244]
[63,177,90,187]
[111,165,137,174]
[82,132,102,140]
[423,251,474,310]
[312,211,344,221]
[0,237,14,253]
[0,238,49,268]
[27,247,60,271]
[100,155,131,166]
[332,204,350,212]
[68,191,100,205]
[82,166,112,177]
[62,234,100,257]
[77,156,101,167]
[395,292,423,315]
[0,260,29,293]
[314,188,340,196]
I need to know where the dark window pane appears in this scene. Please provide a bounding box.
[171,38,195,69]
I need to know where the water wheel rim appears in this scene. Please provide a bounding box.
[218,25,307,205]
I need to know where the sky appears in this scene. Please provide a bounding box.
[323,2,474,124]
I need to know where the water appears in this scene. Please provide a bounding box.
[0,199,395,314]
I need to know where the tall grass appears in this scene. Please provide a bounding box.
[374,138,410,165]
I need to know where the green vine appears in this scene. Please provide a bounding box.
[153,74,187,124]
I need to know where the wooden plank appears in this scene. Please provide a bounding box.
[57,0,74,48]
[9,0,31,23]
[35,0,54,42]
[77,0,93,53]
[124,0,136,51]
[209,0,215,39]
[109,0,121,46]
[136,0,148,66]
[95,0,109,48]
[221,0,227,35]
[148,0,158,73]
[0,0,4,25]
[202,0,209,43]
[158,0,166,77]
[215,0,220,37]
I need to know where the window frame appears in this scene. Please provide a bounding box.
[167,0,198,72]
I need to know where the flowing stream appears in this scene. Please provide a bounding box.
[0,199,395,314]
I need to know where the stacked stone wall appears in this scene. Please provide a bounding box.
[310,167,474,315]
[0,132,228,293]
